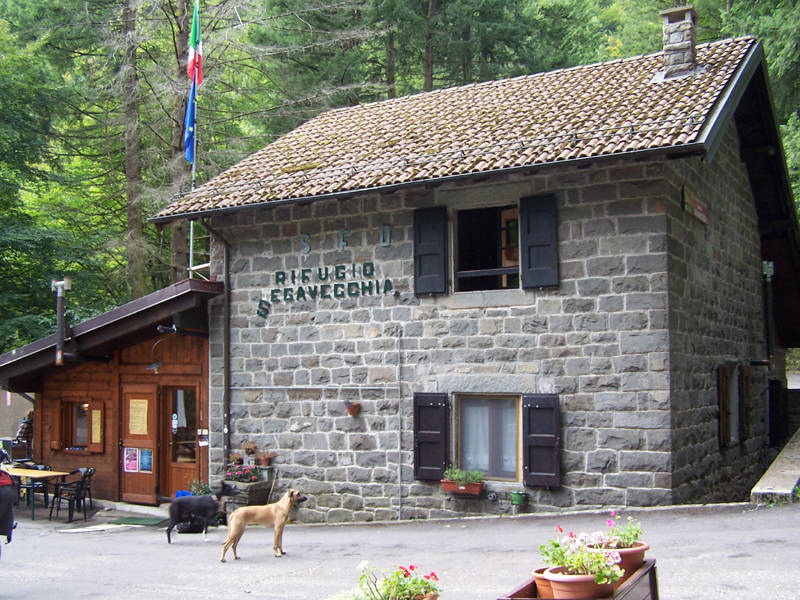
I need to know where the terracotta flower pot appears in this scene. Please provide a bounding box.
[543,567,613,599]
[532,567,554,599]
[615,541,649,585]
[440,479,484,496]
[345,401,361,417]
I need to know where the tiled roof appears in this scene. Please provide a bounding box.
[156,37,757,220]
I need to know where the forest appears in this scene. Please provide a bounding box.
[0,0,798,358]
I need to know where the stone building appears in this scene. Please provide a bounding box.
[146,8,797,521]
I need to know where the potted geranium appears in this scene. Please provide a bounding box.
[327,561,440,600]
[539,526,623,599]
[592,510,649,584]
[225,464,261,483]
[441,467,484,496]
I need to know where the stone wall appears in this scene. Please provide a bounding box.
[204,127,768,521]
[666,121,769,503]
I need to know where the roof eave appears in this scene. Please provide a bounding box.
[696,41,765,163]
[0,279,223,392]
[149,144,708,226]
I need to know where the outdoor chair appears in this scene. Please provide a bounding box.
[17,464,51,509]
[76,467,94,509]
[49,467,93,522]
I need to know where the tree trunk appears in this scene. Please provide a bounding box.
[423,0,436,91]
[122,0,146,298]
[385,29,396,99]
[461,22,472,84]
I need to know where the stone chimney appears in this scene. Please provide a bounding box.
[660,5,698,78]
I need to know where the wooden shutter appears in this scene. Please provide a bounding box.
[520,194,559,289]
[413,207,449,295]
[522,394,560,487]
[717,364,731,448]
[51,399,64,451]
[738,366,750,441]
[413,393,448,481]
[87,398,104,453]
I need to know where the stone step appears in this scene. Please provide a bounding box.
[750,426,800,504]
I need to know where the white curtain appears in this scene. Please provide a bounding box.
[461,400,489,471]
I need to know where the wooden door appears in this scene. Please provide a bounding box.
[121,383,159,504]
[160,386,201,498]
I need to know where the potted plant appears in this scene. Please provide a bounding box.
[224,464,262,483]
[591,510,649,584]
[257,452,276,466]
[509,489,527,506]
[327,561,440,600]
[441,467,484,496]
[539,526,623,599]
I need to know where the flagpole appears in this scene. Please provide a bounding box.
[185,0,202,279]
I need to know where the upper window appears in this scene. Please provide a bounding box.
[459,395,519,479]
[456,207,519,292]
[413,194,559,296]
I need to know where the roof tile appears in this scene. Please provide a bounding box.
[157,37,756,219]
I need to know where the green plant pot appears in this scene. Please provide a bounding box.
[510,491,527,506]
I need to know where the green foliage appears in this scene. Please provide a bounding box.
[787,348,800,372]
[354,562,441,600]
[224,464,261,482]
[189,479,212,495]
[443,467,484,483]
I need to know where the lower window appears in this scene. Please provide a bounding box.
[57,397,104,453]
[413,392,560,487]
[459,395,519,479]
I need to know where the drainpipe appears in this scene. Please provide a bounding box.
[762,261,775,369]
[51,278,72,365]
[396,327,403,520]
[200,219,231,474]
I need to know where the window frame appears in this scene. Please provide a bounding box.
[454,206,520,292]
[412,391,561,488]
[717,363,750,448]
[412,193,559,297]
[456,393,521,481]
[54,396,104,454]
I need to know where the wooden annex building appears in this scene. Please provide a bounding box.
[0,279,222,504]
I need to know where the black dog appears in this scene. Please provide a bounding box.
[164,481,240,544]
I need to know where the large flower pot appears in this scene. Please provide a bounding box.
[543,567,613,599]
[532,567,554,599]
[615,541,649,585]
[440,479,483,496]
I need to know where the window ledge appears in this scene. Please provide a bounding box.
[61,448,92,456]
[433,288,530,309]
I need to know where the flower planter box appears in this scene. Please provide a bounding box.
[496,559,658,600]
[440,479,484,496]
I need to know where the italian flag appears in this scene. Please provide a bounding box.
[186,0,203,85]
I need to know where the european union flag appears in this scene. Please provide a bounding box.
[184,76,197,164]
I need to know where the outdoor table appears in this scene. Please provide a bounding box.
[4,467,71,521]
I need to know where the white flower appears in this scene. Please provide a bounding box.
[357,560,369,572]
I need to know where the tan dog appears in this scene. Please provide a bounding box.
[220,489,306,562]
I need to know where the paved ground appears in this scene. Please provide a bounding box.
[2,499,799,599]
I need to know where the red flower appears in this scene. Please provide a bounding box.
[425,572,439,581]
[408,564,417,572]
[399,566,410,578]
[556,525,563,533]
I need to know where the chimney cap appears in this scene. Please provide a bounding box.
[660,5,697,22]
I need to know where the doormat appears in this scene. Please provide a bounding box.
[108,516,167,526]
